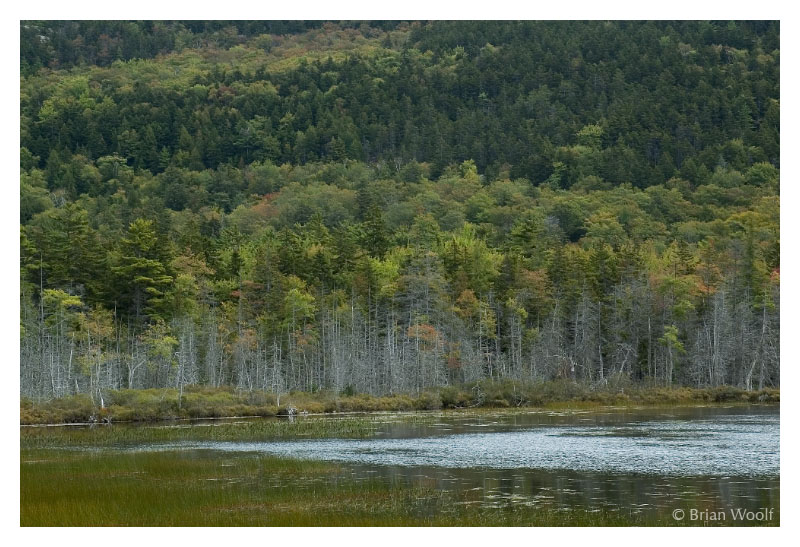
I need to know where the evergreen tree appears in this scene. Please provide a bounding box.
[111,218,174,322]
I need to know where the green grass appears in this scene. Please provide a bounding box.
[24,448,766,526]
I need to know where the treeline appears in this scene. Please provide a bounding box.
[21,158,779,401]
[20,21,779,402]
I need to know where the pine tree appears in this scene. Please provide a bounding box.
[111,218,173,323]
[361,206,390,259]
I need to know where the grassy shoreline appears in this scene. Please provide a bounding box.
[21,381,779,425]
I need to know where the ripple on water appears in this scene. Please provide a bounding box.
[173,411,779,477]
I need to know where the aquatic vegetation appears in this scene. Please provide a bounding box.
[21,448,779,526]
[20,416,385,449]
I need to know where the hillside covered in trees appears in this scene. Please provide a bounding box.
[20,21,779,403]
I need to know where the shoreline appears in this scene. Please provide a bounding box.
[20,383,780,426]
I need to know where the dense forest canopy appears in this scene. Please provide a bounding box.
[20,21,779,401]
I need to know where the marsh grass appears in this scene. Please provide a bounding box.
[20,383,780,425]
[20,416,386,449]
[23,448,738,526]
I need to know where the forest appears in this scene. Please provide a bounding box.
[20,20,779,404]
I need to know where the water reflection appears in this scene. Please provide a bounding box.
[347,464,779,517]
[128,405,781,520]
[188,405,779,520]
[186,408,779,476]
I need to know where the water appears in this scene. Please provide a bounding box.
[190,410,778,476]
[169,405,780,518]
[29,405,778,522]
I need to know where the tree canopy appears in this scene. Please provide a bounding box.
[20,21,779,400]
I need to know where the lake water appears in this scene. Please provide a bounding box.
[161,405,780,520]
